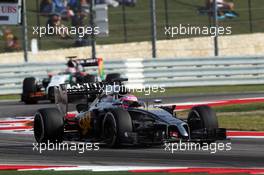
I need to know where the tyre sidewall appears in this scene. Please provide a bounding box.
[34,108,64,143]
[103,108,132,147]
[22,77,37,104]
[188,105,218,130]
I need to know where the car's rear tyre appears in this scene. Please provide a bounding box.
[83,74,97,83]
[48,87,55,103]
[21,77,38,104]
[102,108,132,147]
[105,73,121,82]
[187,105,218,142]
[42,78,50,89]
[34,108,64,143]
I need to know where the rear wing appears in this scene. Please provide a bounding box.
[66,56,98,67]
[54,77,129,115]
[76,58,98,67]
[54,83,103,115]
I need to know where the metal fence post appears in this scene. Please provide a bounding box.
[248,0,253,33]
[213,0,219,56]
[150,0,157,58]
[22,0,28,62]
[122,0,128,42]
[90,0,97,59]
[164,0,169,39]
[36,0,41,50]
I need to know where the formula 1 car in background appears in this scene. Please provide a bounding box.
[33,75,226,147]
[21,57,100,104]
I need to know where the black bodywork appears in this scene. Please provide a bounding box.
[50,80,226,147]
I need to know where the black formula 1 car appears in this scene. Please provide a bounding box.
[33,77,226,147]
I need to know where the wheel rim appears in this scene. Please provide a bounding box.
[188,110,203,131]
[103,113,117,146]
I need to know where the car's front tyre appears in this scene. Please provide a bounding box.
[102,108,132,147]
[187,105,219,142]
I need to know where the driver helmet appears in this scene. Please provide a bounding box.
[67,59,76,68]
[66,59,78,74]
[120,94,138,108]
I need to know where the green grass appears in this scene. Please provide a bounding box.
[216,103,264,131]
[1,0,264,52]
[214,103,264,113]
[201,102,264,113]
[218,113,264,131]
[0,171,254,175]
[0,94,20,100]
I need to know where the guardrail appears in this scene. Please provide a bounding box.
[0,56,264,95]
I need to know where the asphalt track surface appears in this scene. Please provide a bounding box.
[0,92,264,167]
[0,133,263,167]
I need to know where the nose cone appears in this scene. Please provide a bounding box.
[178,123,189,138]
